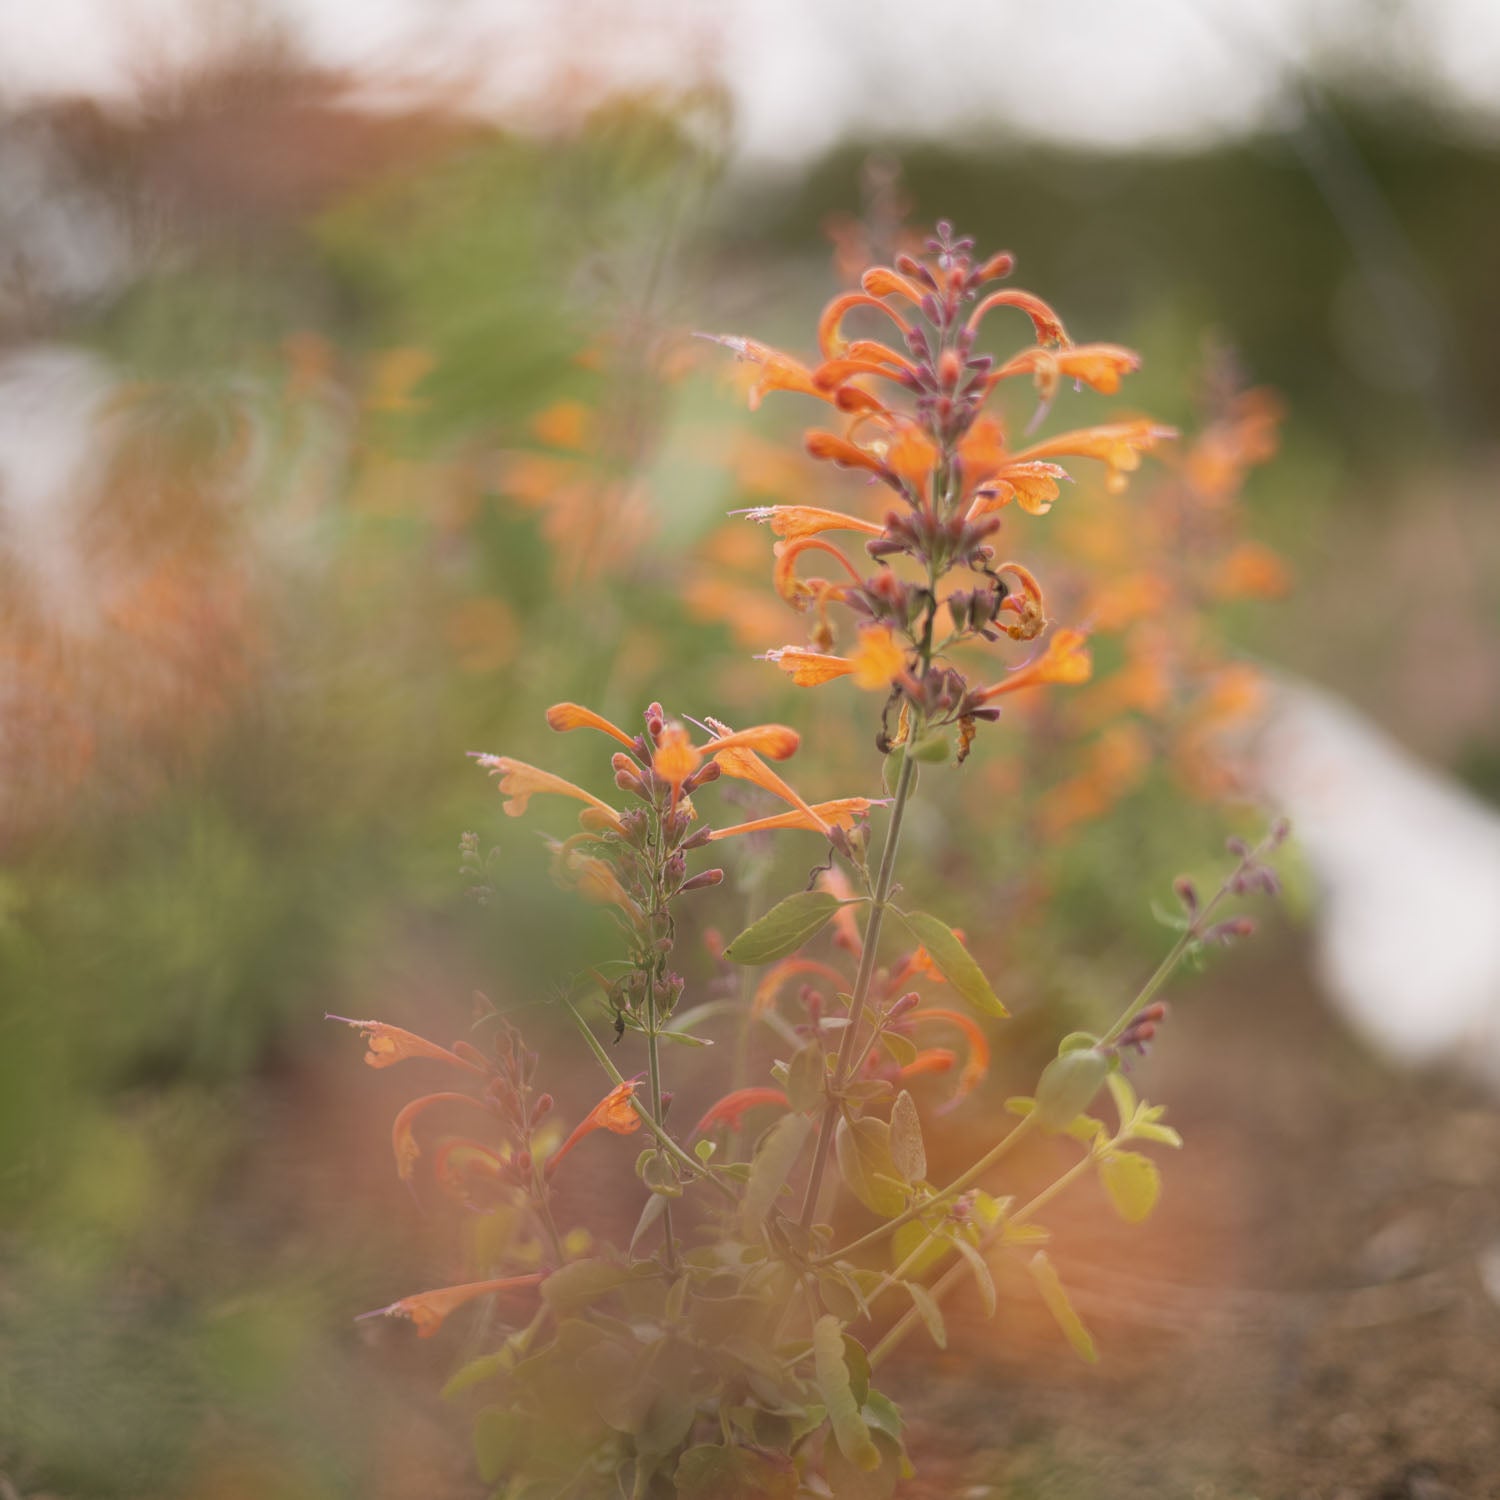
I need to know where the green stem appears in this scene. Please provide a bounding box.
[645,986,678,1272]
[797,749,919,1228]
[867,1142,1102,1370]
[815,1110,1037,1265]
[564,998,737,1201]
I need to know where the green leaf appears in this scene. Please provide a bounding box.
[813,1315,881,1472]
[1132,1120,1184,1149]
[1027,1251,1098,1363]
[540,1258,643,1317]
[894,911,1008,1017]
[1098,1148,1161,1223]
[891,1221,947,1280]
[888,1091,926,1184]
[674,1445,797,1500]
[825,1431,902,1500]
[740,1111,814,1232]
[785,1043,826,1114]
[473,1405,526,1484]
[904,1280,947,1349]
[629,1191,668,1255]
[835,1116,907,1217]
[725,891,844,965]
[948,1234,996,1318]
[442,1351,509,1399]
[657,1029,714,1047]
[1105,1070,1138,1127]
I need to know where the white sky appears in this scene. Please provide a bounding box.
[0,0,1495,163]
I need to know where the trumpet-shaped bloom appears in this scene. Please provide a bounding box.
[910,1008,991,1101]
[741,505,886,543]
[761,626,905,691]
[391,1091,493,1182]
[708,797,877,841]
[972,629,1093,705]
[361,1272,547,1338]
[545,1081,642,1177]
[472,754,623,831]
[691,1087,790,1137]
[545,702,638,749]
[651,721,800,789]
[327,1015,486,1076]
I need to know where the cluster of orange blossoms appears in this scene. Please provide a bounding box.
[700,221,1174,757]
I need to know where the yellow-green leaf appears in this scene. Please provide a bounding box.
[1098,1148,1161,1223]
[836,1116,907,1217]
[813,1315,881,1471]
[1027,1251,1098,1363]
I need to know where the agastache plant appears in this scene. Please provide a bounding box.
[335,225,1283,1500]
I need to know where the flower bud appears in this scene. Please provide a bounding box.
[533,1093,554,1122]
[679,867,725,893]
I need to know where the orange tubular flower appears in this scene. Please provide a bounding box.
[710,735,829,835]
[692,1087,790,1137]
[896,1049,956,1080]
[700,334,830,411]
[751,957,850,1018]
[762,626,906,692]
[391,1092,494,1182]
[990,343,1142,398]
[772,536,864,609]
[327,1016,486,1076]
[910,1008,991,1101]
[964,286,1070,347]
[1013,419,1178,496]
[545,1081,642,1177]
[742,506,886,543]
[972,628,1093,705]
[708,797,877,841]
[545,702,638,749]
[651,721,801,793]
[361,1273,547,1338]
[473,755,623,831]
[817,291,915,359]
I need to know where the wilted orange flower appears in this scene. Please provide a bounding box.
[361,1273,547,1338]
[546,1081,643,1177]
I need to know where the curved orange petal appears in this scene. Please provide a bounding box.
[708,797,876,840]
[546,702,637,749]
[751,957,850,1018]
[912,1008,990,1100]
[391,1092,493,1182]
[817,291,914,359]
[546,1081,642,1177]
[760,646,858,687]
[965,287,1070,347]
[692,1087,790,1136]
[972,629,1093,704]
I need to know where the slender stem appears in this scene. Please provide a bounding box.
[797,749,919,1227]
[564,998,737,1201]
[645,984,678,1272]
[868,1143,1101,1370]
[815,1110,1037,1265]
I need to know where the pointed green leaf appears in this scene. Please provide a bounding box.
[891,1221,947,1280]
[1105,1070,1138,1127]
[894,911,1007,1017]
[1132,1120,1184,1149]
[888,1091,926,1183]
[948,1234,996,1317]
[904,1280,947,1348]
[473,1405,526,1484]
[786,1043,826,1114]
[725,890,844,964]
[813,1315,880,1472]
[740,1111,814,1232]
[1098,1148,1161,1223]
[1027,1251,1098,1363]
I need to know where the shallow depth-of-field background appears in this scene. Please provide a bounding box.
[3,7,1499,1497]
